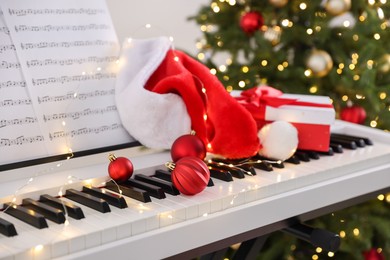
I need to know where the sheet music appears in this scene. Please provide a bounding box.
[0,0,134,165]
[0,12,49,164]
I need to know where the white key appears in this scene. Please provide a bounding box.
[0,212,50,260]
[0,244,13,260]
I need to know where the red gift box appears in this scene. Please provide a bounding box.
[235,86,335,152]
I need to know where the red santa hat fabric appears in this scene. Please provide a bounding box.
[115,37,259,159]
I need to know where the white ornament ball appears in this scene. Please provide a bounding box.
[258,121,298,161]
[306,50,333,77]
[325,0,351,16]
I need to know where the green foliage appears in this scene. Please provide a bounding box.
[190,0,390,130]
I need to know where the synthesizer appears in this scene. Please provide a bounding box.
[0,120,389,260]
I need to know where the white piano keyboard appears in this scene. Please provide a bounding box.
[0,120,390,260]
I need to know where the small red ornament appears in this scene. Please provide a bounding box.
[107,154,134,182]
[170,131,206,162]
[340,105,367,124]
[363,248,385,260]
[166,157,210,195]
[240,11,264,35]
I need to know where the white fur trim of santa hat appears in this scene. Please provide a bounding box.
[115,37,191,149]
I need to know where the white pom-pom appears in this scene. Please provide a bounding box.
[258,121,298,161]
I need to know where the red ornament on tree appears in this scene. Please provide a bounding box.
[240,11,264,35]
[363,248,385,260]
[170,131,207,162]
[340,105,367,124]
[166,157,210,195]
[107,154,134,182]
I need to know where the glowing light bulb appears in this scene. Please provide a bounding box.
[238,80,245,88]
[343,20,350,27]
[34,244,44,252]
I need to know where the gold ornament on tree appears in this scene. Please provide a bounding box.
[268,0,288,8]
[324,0,351,16]
[378,54,390,73]
[263,25,282,45]
[306,50,333,77]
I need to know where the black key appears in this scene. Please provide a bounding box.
[295,151,310,162]
[207,177,215,187]
[285,155,300,164]
[331,134,365,147]
[251,160,273,171]
[208,166,233,182]
[154,169,172,182]
[0,217,17,237]
[3,203,48,229]
[319,147,334,156]
[330,143,343,153]
[331,138,357,149]
[331,133,372,146]
[105,180,151,203]
[298,150,320,160]
[40,194,85,220]
[210,157,259,174]
[254,156,284,169]
[65,189,110,213]
[82,186,127,209]
[207,161,245,179]
[238,164,258,175]
[134,174,180,195]
[123,179,166,199]
[22,198,66,224]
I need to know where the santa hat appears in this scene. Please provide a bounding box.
[115,37,259,159]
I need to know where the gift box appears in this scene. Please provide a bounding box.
[235,86,335,152]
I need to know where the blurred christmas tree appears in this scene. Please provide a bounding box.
[190,0,390,130]
[190,0,390,259]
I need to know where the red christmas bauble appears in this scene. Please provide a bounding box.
[363,248,385,260]
[240,11,264,35]
[171,133,206,162]
[107,154,134,183]
[168,157,210,195]
[340,105,367,124]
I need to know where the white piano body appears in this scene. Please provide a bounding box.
[0,120,390,260]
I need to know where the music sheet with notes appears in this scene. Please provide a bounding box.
[0,0,134,165]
